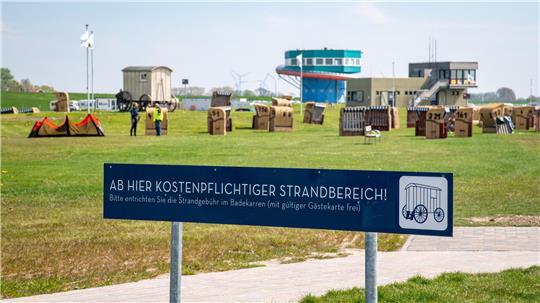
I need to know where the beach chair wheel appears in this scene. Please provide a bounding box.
[402,205,408,219]
[413,204,428,224]
[434,207,445,222]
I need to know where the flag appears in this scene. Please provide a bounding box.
[87,32,95,49]
[80,30,89,47]
[80,29,94,49]
[296,53,303,67]
[80,30,89,41]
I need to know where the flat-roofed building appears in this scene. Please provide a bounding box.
[346,61,478,107]
[276,49,362,103]
[347,77,428,107]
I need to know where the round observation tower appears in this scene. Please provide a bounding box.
[276,49,362,103]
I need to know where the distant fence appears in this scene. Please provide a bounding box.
[182,98,263,111]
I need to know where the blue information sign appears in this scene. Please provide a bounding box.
[104,164,453,237]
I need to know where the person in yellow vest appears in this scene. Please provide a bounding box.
[153,103,163,136]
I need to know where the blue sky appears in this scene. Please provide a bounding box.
[2,1,539,97]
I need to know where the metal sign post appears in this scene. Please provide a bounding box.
[169,222,183,303]
[182,79,189,97]
[365,232,377,303]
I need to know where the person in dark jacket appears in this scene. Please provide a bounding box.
[130,103,139,136]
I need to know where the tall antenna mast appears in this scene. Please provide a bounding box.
[530,78,534,102]
[392,61,395,107]
[428,37,431,62]
[433,39,437,62]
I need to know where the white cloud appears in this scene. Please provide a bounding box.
[352,3,390,25]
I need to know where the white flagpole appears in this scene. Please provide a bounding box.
[91,47,94,112]
[300,64,303,113]
[85,24,90,114]
[299,52,303,113]
[86,46,90,113]
[89,31,95,112]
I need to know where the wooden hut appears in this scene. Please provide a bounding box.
[19,107,40,114]
[366,106,391,131]
[406,107,417,128]
[414,107,429,136]
[210,91,233,132]
[1,107,19,114]
[512,106,535,130]
[121,66,173,108]
[208,107,227,135]
[390,107,399,129]
[252,104,270,130]
[271,97,292,108]
[425,107,448,139]
[54,91,70,112]
[269,106,293,132]
[339,107,367,136]
[479,104,505,133]
[454,107,474,137]
[303,102,326,125]
[534,107,540,132]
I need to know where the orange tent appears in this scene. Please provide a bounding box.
[28,114,105,137]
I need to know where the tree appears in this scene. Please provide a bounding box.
[496,87,516,102]
[1,68,55,92]
[242,89,255,97]
[210,86,235,95]
[255,87,272,96]
[187,86,206,96]
[518,95,540,103]
[1,68,21,91]
[38,85,55,93]
[1,68,14,83]
[20,78,34,92]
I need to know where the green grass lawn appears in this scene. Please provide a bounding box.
[1,98,539,298]
[300,266,540,303]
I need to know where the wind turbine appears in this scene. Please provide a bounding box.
[231,70,249,94]
[263,73,278,96]
[255,79,269,96]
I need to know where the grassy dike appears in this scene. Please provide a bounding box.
[1,91,115,110]
[1,95,539,297]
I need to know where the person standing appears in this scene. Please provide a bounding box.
[130,103,139,136]
[154,103,163,136]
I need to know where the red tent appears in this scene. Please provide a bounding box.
[28,114,105,138]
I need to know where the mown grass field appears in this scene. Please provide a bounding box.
[301,266,540,303]
[1,92,539,298]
